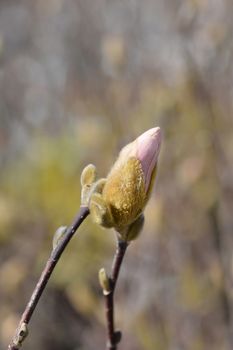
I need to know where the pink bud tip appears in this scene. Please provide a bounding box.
[136,127,162,192]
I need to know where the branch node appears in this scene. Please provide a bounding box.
[113,330,122,344]
[12,322,29,348]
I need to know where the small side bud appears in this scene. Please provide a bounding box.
[81,164,99,206]
[123,214,145,241]
[81,164,97,186]
[91,178,106,194]
[98,268,111,295]
[53,226,67,250]
[13,322,29,347]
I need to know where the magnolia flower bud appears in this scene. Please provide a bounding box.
[89,127,162,240]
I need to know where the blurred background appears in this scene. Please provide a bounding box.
[0,0,233,349]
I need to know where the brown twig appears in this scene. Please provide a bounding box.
[104,237,129,350]
[8,205,90,350]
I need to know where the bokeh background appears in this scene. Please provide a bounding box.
[0,1,233,349]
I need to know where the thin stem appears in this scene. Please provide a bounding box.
[8,206,90,350]
[105,237,128,350]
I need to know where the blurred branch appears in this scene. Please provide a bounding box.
[184,55,232,334]
[99,237,128,350]
[209,202,231,325]
[7,206,90,350]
